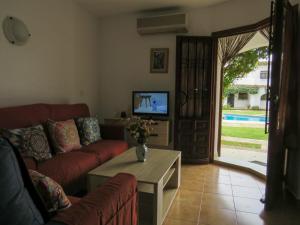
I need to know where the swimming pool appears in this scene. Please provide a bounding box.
[223,114,267,123]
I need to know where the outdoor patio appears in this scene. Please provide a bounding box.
[218,113,268,176]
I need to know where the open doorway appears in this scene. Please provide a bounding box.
[211,19,271,176]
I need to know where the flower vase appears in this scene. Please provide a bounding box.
[136,143,148,162]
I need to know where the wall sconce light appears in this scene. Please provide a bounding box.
[2,16,31,45]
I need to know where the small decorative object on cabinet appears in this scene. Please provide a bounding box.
[126,117,154,162]
[120,111,127,118]
[150,48,169,73]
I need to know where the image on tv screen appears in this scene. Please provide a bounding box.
[133,92,168,115]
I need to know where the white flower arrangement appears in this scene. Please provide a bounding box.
[126,117,154,144]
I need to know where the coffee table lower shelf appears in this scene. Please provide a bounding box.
[87,148,181,225]
[162,188,178,220]
[138,187,179,225]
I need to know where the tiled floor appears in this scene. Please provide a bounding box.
[163,164,300,225]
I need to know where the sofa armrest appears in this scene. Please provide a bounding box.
[100,124,126,140]
[51,173,138,225]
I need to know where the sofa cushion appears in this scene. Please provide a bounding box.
[75,117,101,146]
[1,125,52,162]
[0,138,45,225]
[80,140,128,164]
[47,119,81,153]
[37,151,99,188]
[29,170,72,213]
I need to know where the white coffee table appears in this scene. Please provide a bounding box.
[88,148,181,225]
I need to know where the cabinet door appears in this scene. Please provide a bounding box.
[175,36,212,163]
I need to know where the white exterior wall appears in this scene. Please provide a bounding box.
[234,95,249,109]
[226,64,268,109]
[258,87,267,109]
[234,64,268,86]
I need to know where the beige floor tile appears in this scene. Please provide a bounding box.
[199,207,237,225]
[181,172,206,182]
[205,175,231,185]
[167,200,200,223]
[232,186,262,199]
[230,177,258,188]
[256,182,266,194]
[234,197,264,214]
[201,193,235,211]
[163,218,198,225]
[175,189,202,206]
[229,171,253,178]
[163,164,296,225]
[205,169,230,177]
[181,179,204,192]
[236,212,266,225]
[204,183,233,195]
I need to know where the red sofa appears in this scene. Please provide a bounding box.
[0,103,137,225]
[0,103,129,194]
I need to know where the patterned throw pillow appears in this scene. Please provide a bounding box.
[76,117,101,146]
[1,125,52,162]
[47,119,81,153]
[29,170,71,213]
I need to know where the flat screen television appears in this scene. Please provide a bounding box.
[132,91,169,117]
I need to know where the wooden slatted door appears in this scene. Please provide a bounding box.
[265,0,297,210]
[174,36,212,163]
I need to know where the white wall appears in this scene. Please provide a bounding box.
[97,0,272,119]
[233,94,249,109]
[234,65,268,86]
[0,0,102,115]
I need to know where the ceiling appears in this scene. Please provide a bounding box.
[74,0,231,17]
[239,32,269,54]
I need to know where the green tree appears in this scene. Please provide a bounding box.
[223,46,269,95]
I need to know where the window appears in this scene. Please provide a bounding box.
[260,71,268,79]
[261,94,267,100]
[238,93,248,100]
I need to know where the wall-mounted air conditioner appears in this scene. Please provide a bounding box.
[137,13,188,35]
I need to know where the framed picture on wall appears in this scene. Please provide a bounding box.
[150,48,169,73]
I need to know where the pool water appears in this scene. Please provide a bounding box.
[223,114,267,123]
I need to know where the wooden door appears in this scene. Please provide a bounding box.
[265,0,297,210]
[174,36,212,163]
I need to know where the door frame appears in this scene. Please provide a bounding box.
[209,18,271,161]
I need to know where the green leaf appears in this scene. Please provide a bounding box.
[223,46,268,94]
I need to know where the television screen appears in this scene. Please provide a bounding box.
[132,91,169,116]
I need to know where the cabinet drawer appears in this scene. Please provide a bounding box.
[148,135,169,146]
[151,121,169,134]
[152,120,169,128]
